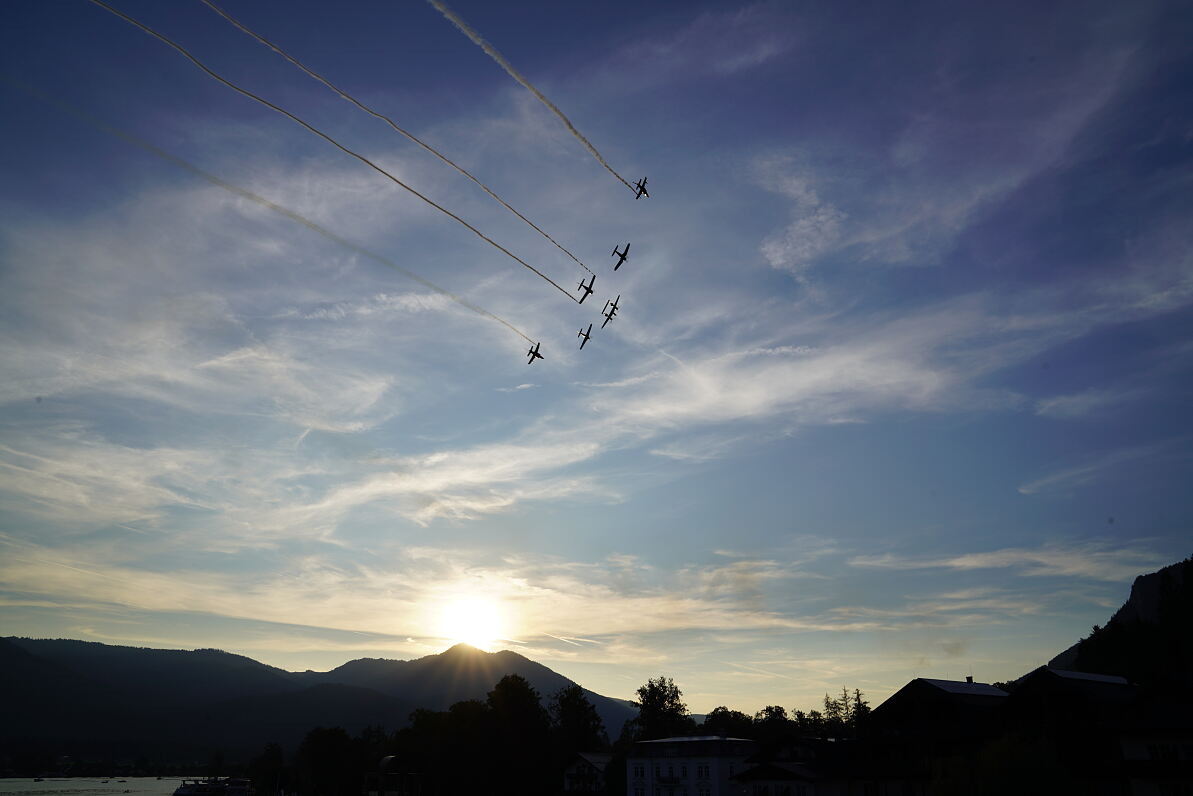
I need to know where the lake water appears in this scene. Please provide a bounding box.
[0,780,190,796]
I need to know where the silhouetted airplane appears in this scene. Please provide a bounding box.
[601,295,620,328]
[527,342,543,364]
[578,323,592,349]
[634,177,649,200]
[612,243,630,270]
[576,273,595,303]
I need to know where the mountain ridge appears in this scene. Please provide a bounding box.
[2,637,636,760]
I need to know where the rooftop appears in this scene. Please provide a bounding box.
[919,678,1008,697]
[1046,668,1129,685]
[638,736,754,743]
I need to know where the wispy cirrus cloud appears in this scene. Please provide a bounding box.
[0,435,218,527]
[752,33,1134,279]
[0,535,861,649]
[598,3,794,89]
[850,540,1164,582]
[276,291,455,322]
[1034,387,1141,419]
[1017,442,1178,496]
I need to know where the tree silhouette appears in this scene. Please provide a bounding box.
[754,704,792,750]
[248,742,284,796]
[631,676,697,740]
[701,706,754,738]
[550,684,609,754]
[487,675,551,795]
[488,674,550,738]
[295,726,353,796]
[851,688,871,730]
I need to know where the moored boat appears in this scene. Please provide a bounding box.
[173,779,252,796]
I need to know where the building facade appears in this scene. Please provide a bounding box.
[627,736,757,796]
[564,753,613,793]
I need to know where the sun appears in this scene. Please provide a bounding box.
[437,595,506,650]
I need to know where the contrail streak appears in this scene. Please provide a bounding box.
[85,0,579,304]
[427,0,635,194]
[198,0,594,276]
[1,74,534,344]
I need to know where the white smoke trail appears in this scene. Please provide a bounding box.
[199,0,595,275]
[85,0,579,304]
[1,74,535,345]
[427,0,635,193]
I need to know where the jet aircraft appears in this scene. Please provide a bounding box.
[612,243,630,270]
[634,177,649,200]
[526,342,544,364]
[576,273,595,303]
[578,323,593,349]
[601,295,620,328]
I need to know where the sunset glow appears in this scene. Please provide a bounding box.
[437,595,506,650]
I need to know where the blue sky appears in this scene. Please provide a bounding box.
[1,0,1191,714]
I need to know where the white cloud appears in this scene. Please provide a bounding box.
[754,165,846,276]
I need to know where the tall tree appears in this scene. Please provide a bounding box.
[248,742,284,796]
[701,706,754,738]
[822,689,850,737]
[632,676,697,740]
[295,726,353,796]
[487,675,551,795]
[550,684,609,753]
[753,705,793,751]
[488,674,550,737]
[850,689,871,729]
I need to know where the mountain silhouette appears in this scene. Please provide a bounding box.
[1048,555,1193,691]
[295,642,635,734]
[1,638,635,761]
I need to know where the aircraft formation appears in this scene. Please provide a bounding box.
[80,0,647,367]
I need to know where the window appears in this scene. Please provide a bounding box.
[681,765,687,778]
[668,765,674,777]
[1149,743,1179,760]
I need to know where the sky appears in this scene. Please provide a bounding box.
[1,0,1192,715]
